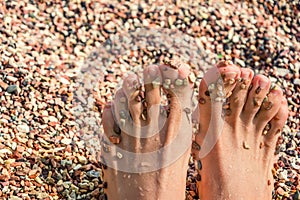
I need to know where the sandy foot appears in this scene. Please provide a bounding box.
[192,61,289,200]
[102,61,194,200]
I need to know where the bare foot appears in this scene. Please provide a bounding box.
[192,61,289,200]
[102,61,194,200]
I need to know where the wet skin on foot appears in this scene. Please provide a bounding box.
[102,60,195,200]
[192,61,289,200]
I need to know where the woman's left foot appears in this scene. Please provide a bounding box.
[102,61,194,200]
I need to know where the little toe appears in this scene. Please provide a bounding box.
[262,97,288,159]
[241,75,271,123]
[254,85,283,132]
[264,97,289,141]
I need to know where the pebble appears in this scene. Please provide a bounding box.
[0,1,297,200]
[61,138,72,145]
[6,85,18,93]
[17,124,30,133]
[77,155,88,164]
[86,170,101,178]
[6,76,18,82]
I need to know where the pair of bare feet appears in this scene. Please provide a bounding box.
[102,60,288,200]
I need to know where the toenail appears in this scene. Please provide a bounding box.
[120,97,126,103]
[199,97,206,104]
[113,124,121,134]
[116,152,123,159]
[225,72,237,80]
[192,141,201,150]
[148,67,158,77]
[109,135,121,144]
[259,78,269,89]
[262,101,273,110]
[253,97,261,106]
[243,141,250,149]
[255,86,261,94]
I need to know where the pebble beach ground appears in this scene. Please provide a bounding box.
[0,0,299,199]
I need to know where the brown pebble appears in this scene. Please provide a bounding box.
[192,141,201,151]
[198,97,206,104]
[259,142,264,149]
[255,86,261,94]
[253,98,261,106]
[109,135,121,144]
[243,141,250,149]
[204,90,210,97]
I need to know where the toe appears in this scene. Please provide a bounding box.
[122,74,143,124]
[158,60,194,145]
[254,85,284,132]
[262,97,288,158]
[144,65,162,125]
[194,61,241,159]
[197,60,241,134]
[229,68,254,119]
[102,102,119,170]
[241,75,271,123]
[113,88,141,152]
[264,97,289,141]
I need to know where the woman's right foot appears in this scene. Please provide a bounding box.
[192,61,289,199]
